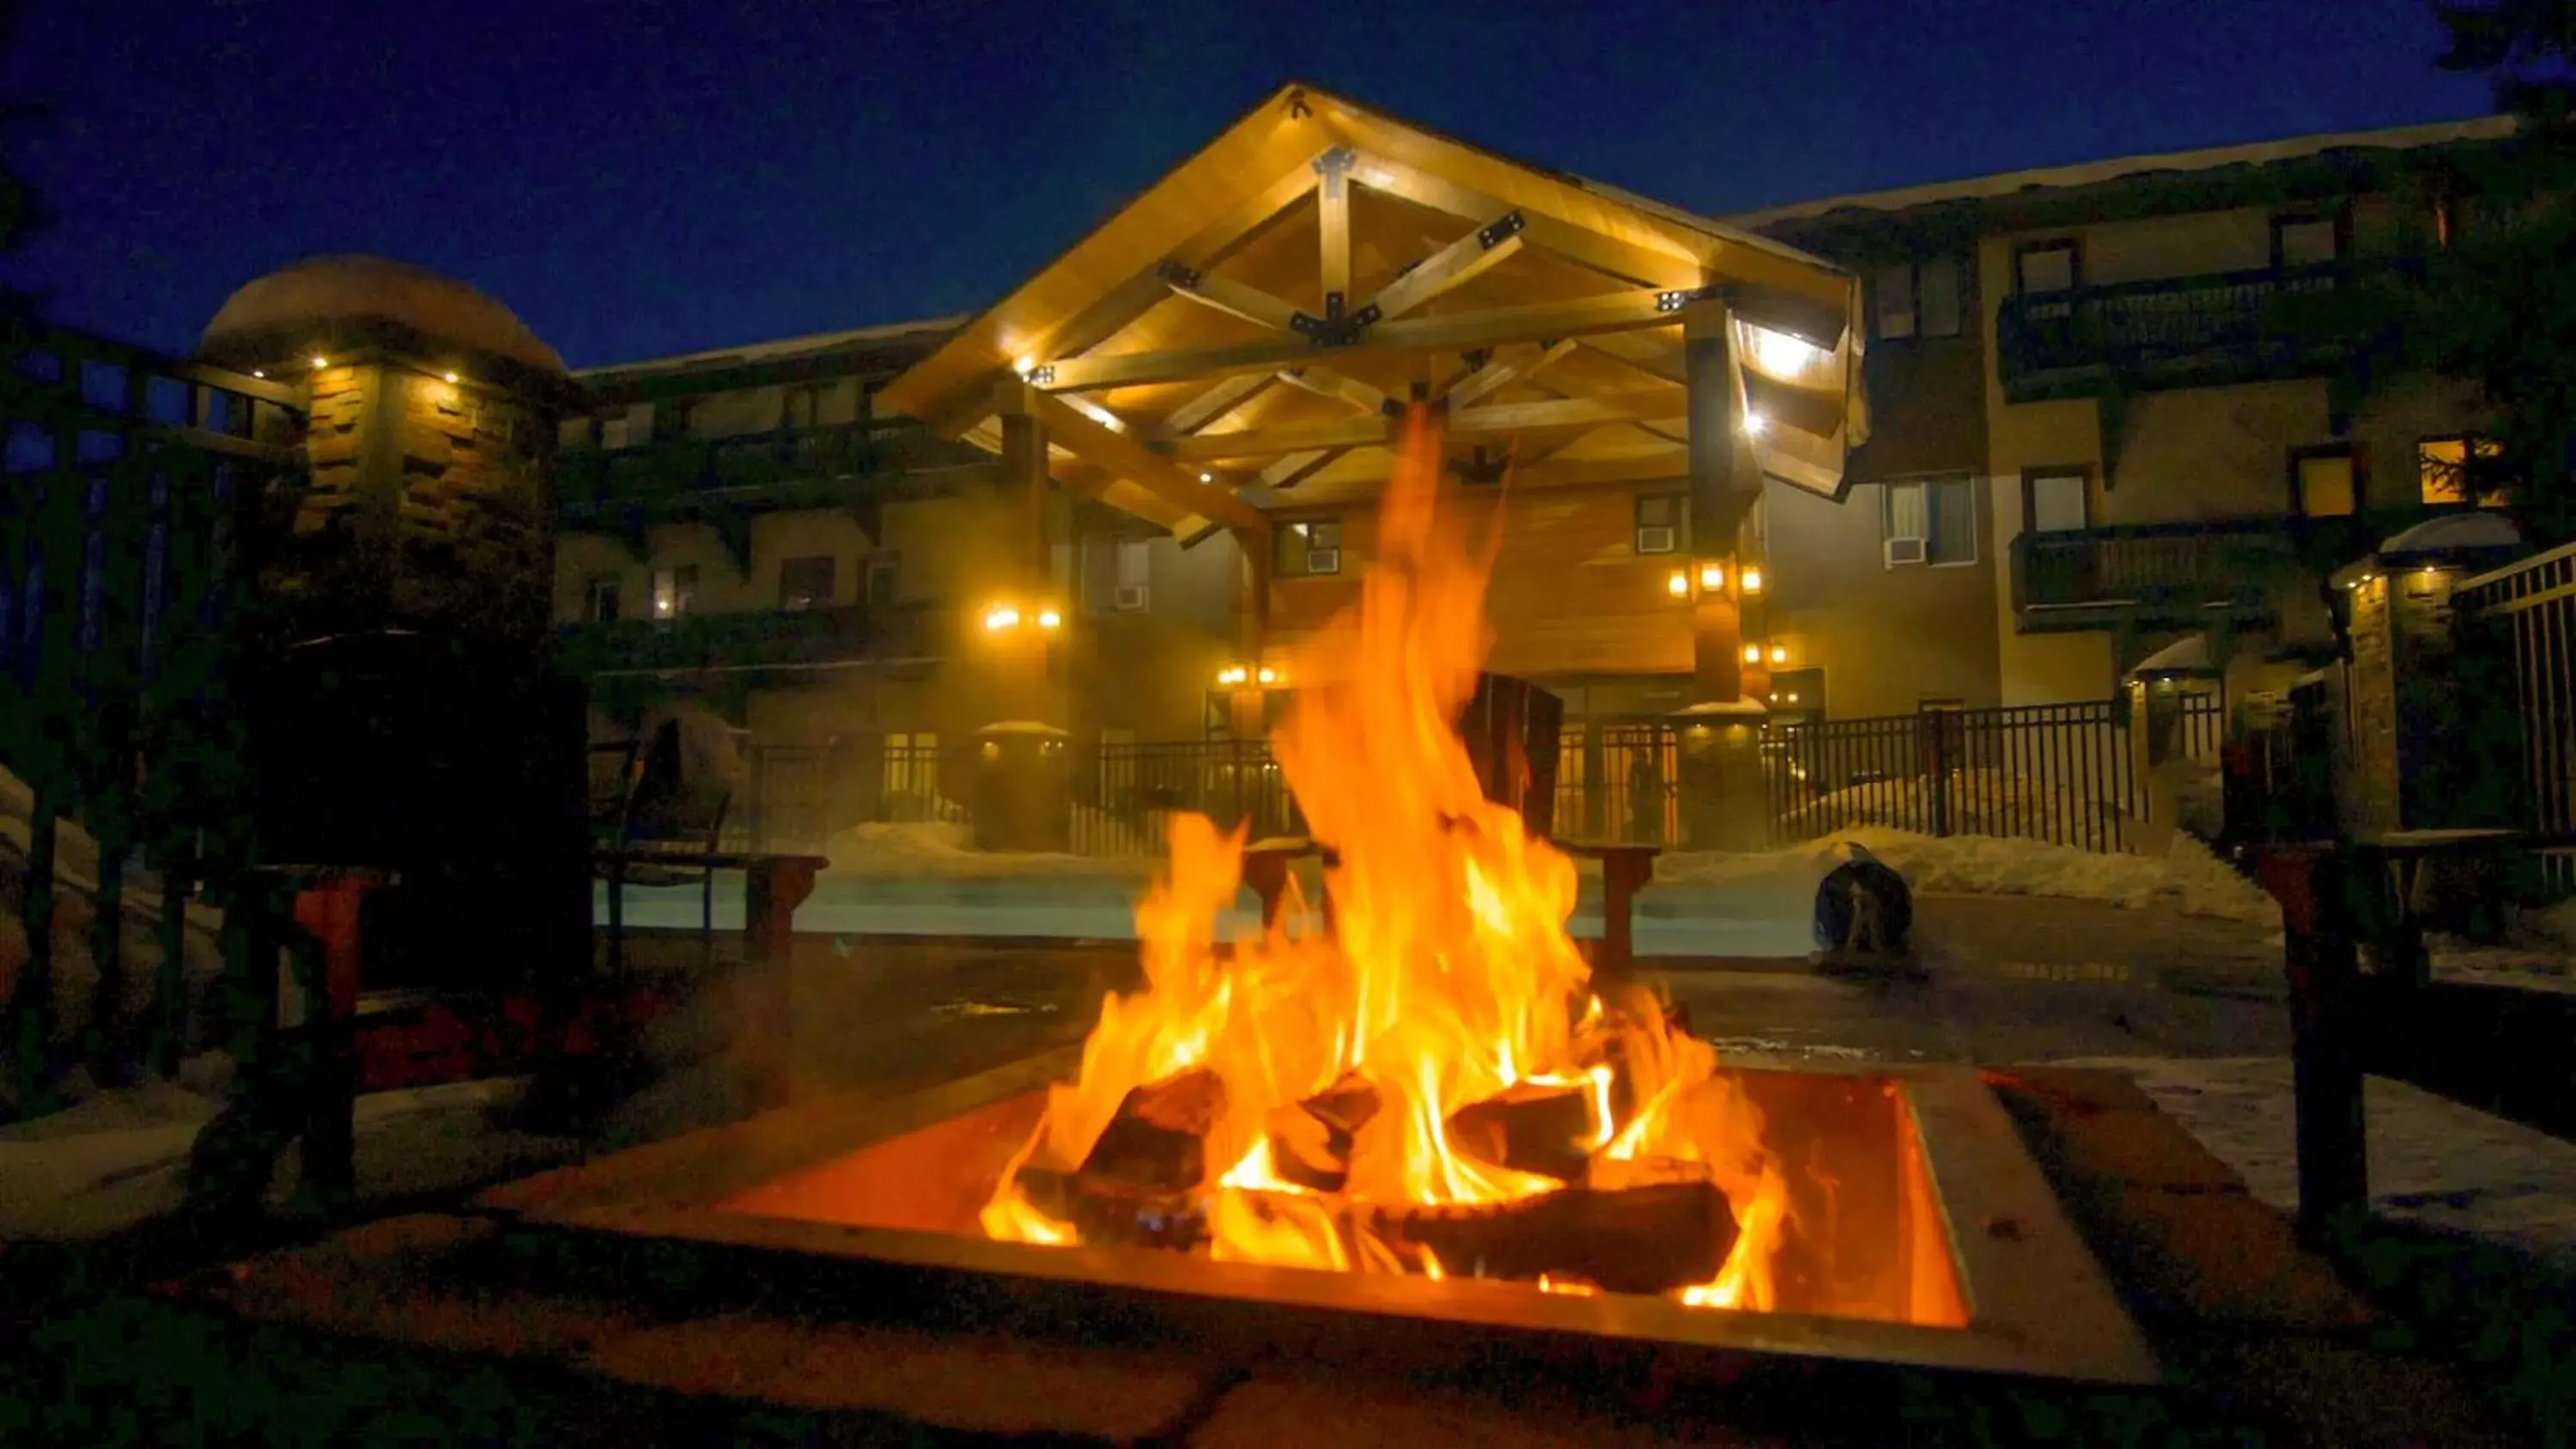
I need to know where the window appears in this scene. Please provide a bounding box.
[2014,239,2080,295]
[1277,518,1343,577]
[2272,212,2342,270]
[2290,445,2360,518]
[865,553,900,607]
[778,555,836,610]
[1883,475,1977,566]
[1634,493,1687,555]
[884,733,939,815]
[651,564,698,618]
[1083,535,1154,612]
[583,574,621,623]
[1766,667,1826,716]
[2418,434,2509,508]
[2021,467,2091,534]
[1872,258,1965,341]
[598,403,653,450]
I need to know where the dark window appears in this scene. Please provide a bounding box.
[2020,467,2092,533]
[1872,257,1965,340]
[2272,212,2342,270]
[2290,444,2360,518]
[2014,239,2080,294]
[865,554,901,607]
[1766,667,1826,718]
[1081,536,1154,613]
[1634,493,1687,555]
[584,574,621,623]
[1884,475,1977,566]
[779,555,836,610]
[1277,518,1343,577]
[2418,434,2509,508]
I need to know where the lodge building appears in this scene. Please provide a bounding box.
[528,87,2521,846]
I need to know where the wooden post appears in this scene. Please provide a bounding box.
[1680,299,1752,705]
[289,872,385,1215]
[2251,844,2369,1242]
[738,855,819,1111]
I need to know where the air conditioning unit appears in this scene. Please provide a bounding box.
[1113,582,1150,611]
[1635,525,1678,555]
[1304,547,1341,575]
[1884,537,1929,567]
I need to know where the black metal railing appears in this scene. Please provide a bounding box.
[1996,261,2352,399]
[554,599,946,676]
[2455,543,2576,891]
[2014,518,2302,627]
[1077,740,1302,856]
[556,417,972,508]
[1763,697,2225,853]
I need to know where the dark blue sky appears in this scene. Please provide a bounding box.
[8,0,2493,369]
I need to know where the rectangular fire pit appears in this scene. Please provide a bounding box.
[478,1048,2156,1388]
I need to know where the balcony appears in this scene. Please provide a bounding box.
[553,601,946,677]
[1996,262,2355,403]
[2012,519,2302,634]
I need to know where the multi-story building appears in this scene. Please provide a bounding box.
[549,89,2528,845]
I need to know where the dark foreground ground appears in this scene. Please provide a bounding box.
[2,904,2569,1446]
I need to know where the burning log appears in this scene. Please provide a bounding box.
[1444,1081,1601,1181]
[1054,1068,1228,1249]
[1267,1073,1382,1193]
[1370,1180,1737,1296]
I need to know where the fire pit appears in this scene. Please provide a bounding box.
[483,409,2152,1390]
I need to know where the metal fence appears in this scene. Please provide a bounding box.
[1763,696,2225,853]
[2455,542,2576,891]
[1078,740,1301,856]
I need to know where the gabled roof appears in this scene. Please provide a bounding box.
[878,82,1868,537]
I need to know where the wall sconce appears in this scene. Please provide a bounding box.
[1743,412,1767,438]
[442,371,460,385]
[1698,562,1725,591]
[983,600,1063,633]
[981,605,1023,632]
[1258,665,1278,685]
[1741,566,1764,594]
[1742,643,1763,664]
[1769,644,1789,666]
[1036,608,1062,630]
[1218,665,1248,686]
[311,355,330,369]
[1666,570,1690,598]
[1216,664,1283,688]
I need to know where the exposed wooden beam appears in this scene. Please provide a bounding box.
[1262,451,1336,488]
[1582,331,1688,385]
[1347,157,1699,289]
[1158,372,1274,437]
[1166,390,1685,462]
[1364,214,1527,323]
[1031,391,1267,536]
[1273,363,1390,415]
[1443,337,1578,409]
[1054,393,1134,436]
[1036,287,1690,393]
[1315,148,1355,317]
[1162,265,1309,332]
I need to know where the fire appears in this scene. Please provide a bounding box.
[981,407,1789,1307]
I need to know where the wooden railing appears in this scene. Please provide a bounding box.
[1996,261,2354,399]
[2013,518,2302,627]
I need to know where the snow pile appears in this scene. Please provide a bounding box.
[1777,768,2136,852]
[2057,1056,2576,1265]
[821,820,1148,879]
[2378,512,2521,555]
[1663,828,2276,924]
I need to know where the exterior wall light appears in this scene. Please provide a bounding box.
[1741,566,1764,594]
[1036,608,1062,630]
[443,371,460,385]
[1743,643,1763,664]
[1698,562,1725,591]
[1769,644,1789,666]
[1218,665,1249,686]
[1667,570,1690,597]
[1743,412,1767,437]
[1257,666,1278,685]
[311,355,330,369]
[982,604,1022,632]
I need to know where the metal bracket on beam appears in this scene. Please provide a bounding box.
[1289,304,1380,349]
[1477,211,1528,250]
[1655,286,1724,314]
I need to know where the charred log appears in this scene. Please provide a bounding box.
[1054,1068,1228,1249]
[1445,1081,1601,1181]
[1370,1181,1737,1296]
[1268,1073,1382,1192]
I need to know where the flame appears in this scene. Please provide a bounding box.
[981,407,1789,1307]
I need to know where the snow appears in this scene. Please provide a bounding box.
[1663,828,2276,924]
[821,820,1154,879]
[2055,1056,2576,1265]
[1776,767,2140,852]
[2129,635,2216,676]
[2378,512,2522,555]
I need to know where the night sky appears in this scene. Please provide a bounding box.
[8,0,2494,370]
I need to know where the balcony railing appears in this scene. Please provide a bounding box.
[2012,518,2302,632]
[1996,262,2354,401]
[556,418,971,511]
[553,600,946,676]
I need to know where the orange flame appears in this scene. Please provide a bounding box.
[981,407,1787,1307]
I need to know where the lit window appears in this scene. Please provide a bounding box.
[2024,470,2090,533]
[2014,239,2079,295]
[651,564,698,618]
[1883,476,1977,566]
[2418,435,2507,508]
[1278,518,1344,577]
[2293,446,2358,518]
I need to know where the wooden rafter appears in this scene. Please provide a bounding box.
[1443,337,1579,409]
[1362,213,1527,323]
[1162,266,1308,332]
[1030,391,1267,536]
[1316,148,1354,315]
[1582,331,1687,385]
[1158,372,1274,438]
[1273,364,1390,415]
[1164,389,1685,462]
[1034,287,1694,393]
[1346,156,1699,290]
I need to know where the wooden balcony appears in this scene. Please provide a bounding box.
[1996,262,2355,403]
[553,600,947,677]
[2011,519,2301,634]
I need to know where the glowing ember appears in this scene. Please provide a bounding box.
[981,407,1790,1307]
